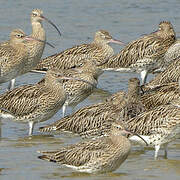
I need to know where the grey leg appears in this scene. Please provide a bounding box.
[154,145,160,159]
[62,104,67,117]
[164,144,168,158]
[140,70,148,85]
[28,121,35,136]
[8,79,16,91]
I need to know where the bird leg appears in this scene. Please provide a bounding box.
[28,121,35,136]
[140,70,148,85]
[62,104,67,117]
[8,79,16,91]
[163,143,168,159]
[154,145,160,159]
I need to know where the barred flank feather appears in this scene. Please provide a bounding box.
[100,21,176,70]
[35,30,119,71]
[145,57,180,88]
[141,82,180,110]
[40,78,146,138]
[37,129,131,173]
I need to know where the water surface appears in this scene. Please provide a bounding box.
[0,1,180,180]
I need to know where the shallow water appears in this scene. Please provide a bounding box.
[0,0,180,179]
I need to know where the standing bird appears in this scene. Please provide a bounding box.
[38,122,147,173]
[0,70,66,136]
[8,8,61,90]
[39,78,146,138]
[60,60,103,116]
[38,60,103,116]
[99,21,176,84]
[122,102,180,159]
[0,29,53,88]
[34,30,124,72]
[0,70,92,136]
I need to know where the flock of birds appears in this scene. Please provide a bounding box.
[0,8,180,173]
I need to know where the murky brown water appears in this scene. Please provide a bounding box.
[0,0,180,179]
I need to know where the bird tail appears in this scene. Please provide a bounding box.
[38,155,56,162]
[0,107,15,118]
[39,116,73,133]
[39,125,56,133]
[37,150,66,163]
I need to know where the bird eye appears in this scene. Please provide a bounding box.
[16,34,23,38]
[32,13,37,17]
[159,27,162,31]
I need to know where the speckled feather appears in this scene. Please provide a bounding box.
[141,82,180,110]
[35,30,118,71]
[0,70,66,122]
[38,131,131,173]
[145,58,180,88]
[100,21,176,71]
[39,78,146,138]
[38,60,102,109]
[0,29,29,83]
[124,104,180,136]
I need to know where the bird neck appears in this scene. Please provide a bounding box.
[127,87,140,102]
[110,132,130,147]
[92,39,113,53]
[153,31,176,41]
[44,74,64,92]
[31,21,46,41]
[10,41,25,49]
[24,21,46,70]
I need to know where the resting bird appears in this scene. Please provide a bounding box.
[34,30,124,72]
[38,121,147,173]
[99,21,176,84]
[39,78,146,138]
[0,70,92,135]
[38,60,103,116]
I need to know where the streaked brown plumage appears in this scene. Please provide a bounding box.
[123,102,180,159]
[0,70,67,136]
[145,58,180,89]
[38,123,132,173]
[0,29,30,85]
[141,82,180,110]
[163,39,180,67]
[99,21,176,84]
[39,78,146,138]
[34,30,124,71]
[38,60,103,116]
[8,8,61,90]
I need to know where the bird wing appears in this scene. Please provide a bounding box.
[43,102,115,133]
[35,43,101,70]
[146,58,180,87]
[39,137,112,167]
[0,46,16,64]
[125,104,180,135]
[0,84,43,116]
[141,82,179,109]
[105,35,174,69]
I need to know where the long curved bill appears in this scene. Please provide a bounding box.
[125,129,148,146]
[41,15,61,36]
[25,36,55,48]
[109,38,124,45]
